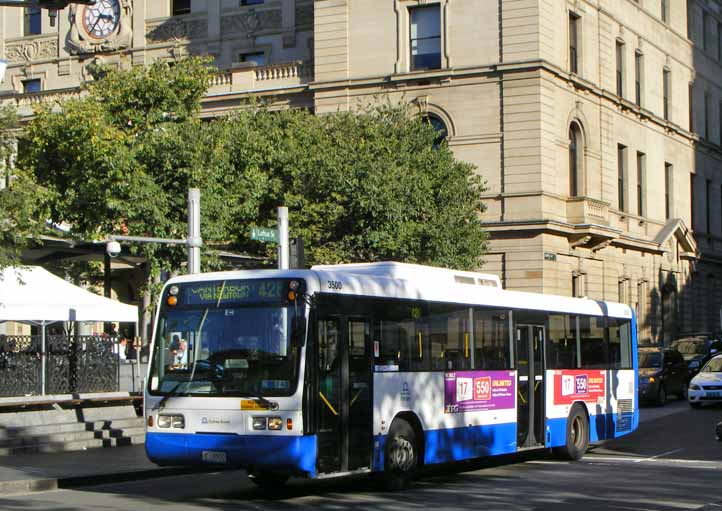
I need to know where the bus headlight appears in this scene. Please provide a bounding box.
[172,415,185,429]
[158,415,172,428]
[268,417,283,431]
[690,384,701,391]
[252,417,267,430]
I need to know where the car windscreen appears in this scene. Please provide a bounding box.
[702,357,722,373]
[638,352,662,368]
[672,340,707,355]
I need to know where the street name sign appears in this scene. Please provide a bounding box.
[250,226,279,243]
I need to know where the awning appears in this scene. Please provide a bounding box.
[0,266,137,323]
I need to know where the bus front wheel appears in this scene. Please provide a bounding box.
[383,418,418,491]
[553,404,589,461]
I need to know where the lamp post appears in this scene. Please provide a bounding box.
[105,188,203,274]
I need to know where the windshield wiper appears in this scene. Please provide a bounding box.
[154,380,185,410]
[240,394,278,410]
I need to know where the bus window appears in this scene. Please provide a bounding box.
[425,305,470,371]
[547,315,579,369]
[473,308,511,370]
[579,315,607,368]
[608,318,632,369]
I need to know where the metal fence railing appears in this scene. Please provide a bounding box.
[0,335,127,397]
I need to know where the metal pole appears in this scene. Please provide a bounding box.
[188,188,202,274]
[41,323,46,395]
[278,206,289,270]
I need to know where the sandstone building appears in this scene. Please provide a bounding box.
[1,0,720,344]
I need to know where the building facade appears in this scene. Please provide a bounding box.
[1,0,720,344]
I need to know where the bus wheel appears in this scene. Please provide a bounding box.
[248,470,289,489]
[384,418,418,491]
[553,404,589,461]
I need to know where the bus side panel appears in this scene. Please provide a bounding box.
[545,368,637,447]
[372,372,517,470]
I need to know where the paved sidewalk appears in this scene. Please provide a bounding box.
[0,444,206,495]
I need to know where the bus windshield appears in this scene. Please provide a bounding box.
[148,278,305,398]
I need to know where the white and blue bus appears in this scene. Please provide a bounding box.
[145,262,638,489]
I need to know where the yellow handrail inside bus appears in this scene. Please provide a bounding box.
[418,332,423,358]
[319,392,338,416]
[464,332,469,358]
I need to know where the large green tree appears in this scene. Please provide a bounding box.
[0,105,49,270]
[20,57,487,275]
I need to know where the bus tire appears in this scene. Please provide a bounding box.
[553,404,589,461]
[248,470,289,489]
[383,418,418,491]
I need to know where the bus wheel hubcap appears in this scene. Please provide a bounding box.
[391,437,414,472]
[571,417,583,447]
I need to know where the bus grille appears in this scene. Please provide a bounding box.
[615,399,634,433]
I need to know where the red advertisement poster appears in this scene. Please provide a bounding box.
[553,370,606,405]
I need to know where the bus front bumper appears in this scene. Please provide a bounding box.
[145,432,317,476]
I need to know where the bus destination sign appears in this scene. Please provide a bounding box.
[181,279,288,306]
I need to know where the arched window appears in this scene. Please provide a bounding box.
[569,123,583,197]
[423,114,448,148]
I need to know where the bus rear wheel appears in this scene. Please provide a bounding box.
[383,418,418,491]
[553,404,589,461]
[248,470,289,489]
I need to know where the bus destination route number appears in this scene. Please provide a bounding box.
[328,281,343,290]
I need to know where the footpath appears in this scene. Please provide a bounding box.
[0,444,208,495]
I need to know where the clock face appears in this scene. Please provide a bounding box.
[82,0,121,40]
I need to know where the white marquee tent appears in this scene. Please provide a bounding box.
[0,266,137,323]
[0,266,138,395]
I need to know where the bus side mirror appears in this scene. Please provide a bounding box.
[292,316,307,347]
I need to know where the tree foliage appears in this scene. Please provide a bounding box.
[19,57,487,277]
[0,106,49,269]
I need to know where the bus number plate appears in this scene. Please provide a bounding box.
[202,450,228,464]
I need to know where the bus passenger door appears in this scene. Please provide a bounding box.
[346,318,373,471]
[515,324,545,448]
[316,318,342,473]
[316,316,373,474]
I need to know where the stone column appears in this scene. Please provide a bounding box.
[207,0,221,60]
[132,0,146,66]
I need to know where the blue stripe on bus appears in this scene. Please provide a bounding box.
[546,411,637,446]
[373,422,517,470]
[145,432,317,476]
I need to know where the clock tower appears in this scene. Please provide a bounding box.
[67,0,132,54]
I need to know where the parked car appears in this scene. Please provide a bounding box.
[715,420,722,441]
[638,347,689,406]
[688,354,722,408]
[672,336,722,378]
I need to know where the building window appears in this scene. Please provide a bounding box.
[239,52,266,66]
[636,151,645,217]
[409,5,441,71]
[719,22,722,62]
[664,162,673,220]
[617,144,627,212]
[618,279,628,304]
[691,173,696,230]
[705,179,712,234]
[634,51,643,107]
[569,123,583,196]
[569,12,580,74]
[172,0,190,16]
[662,0,669,23]
[572,273,585,297]
[663,68,670,121]
[423,114,448,148]
[689,82,695,133]
[22,79,41,94]
[703,12,709,51]
[719,100,722,146]
[616,41,625,97]
[24,7,41,36]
